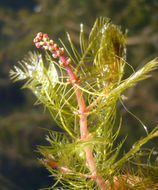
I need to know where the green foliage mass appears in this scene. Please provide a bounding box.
[0,0,158,189]
[10,17,158,189]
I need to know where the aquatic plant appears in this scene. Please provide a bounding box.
[10,17,158,189]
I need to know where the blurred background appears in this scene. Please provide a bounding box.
[0,0,158,189]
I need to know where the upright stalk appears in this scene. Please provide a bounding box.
[65,65,106,190]
[33,32,106,189]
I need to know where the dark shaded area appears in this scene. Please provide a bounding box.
[1,156,52,190]
[0,83,25,115]
[0,0,158,189]
[0,0,36,10]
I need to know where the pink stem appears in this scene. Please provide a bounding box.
[65,65,88,139]
[65,65,106,190]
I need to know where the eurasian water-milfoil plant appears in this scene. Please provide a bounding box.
[10,17,158,189]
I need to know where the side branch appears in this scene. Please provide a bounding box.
[86,89,109,112]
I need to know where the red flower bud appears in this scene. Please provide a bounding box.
[35,42,41,48]
[43,33,48,38]
[37,32,43,38]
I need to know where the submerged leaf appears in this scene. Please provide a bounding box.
[89,17,127,83]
